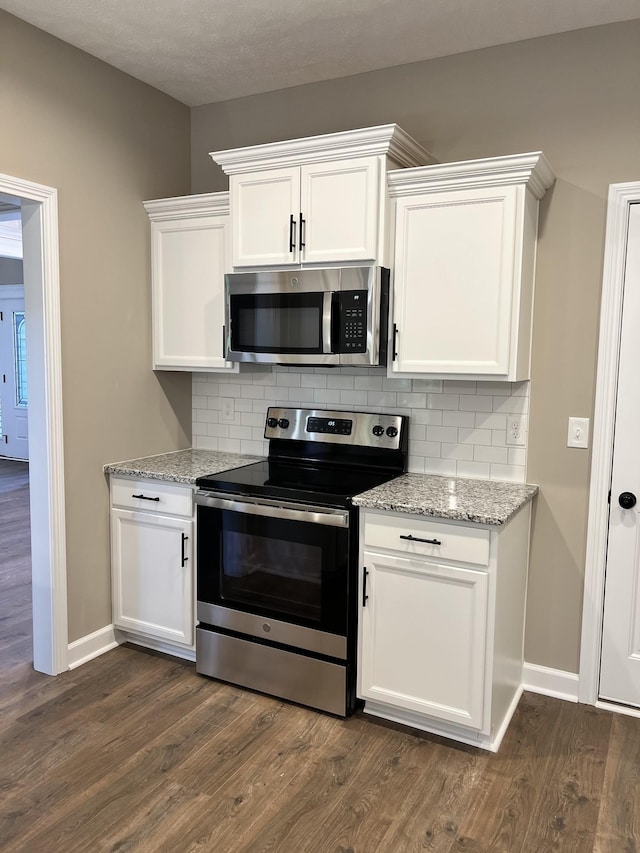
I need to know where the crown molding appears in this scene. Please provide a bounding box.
[387,152,555,199]
[144,191,229,220]
[210,124,434,174]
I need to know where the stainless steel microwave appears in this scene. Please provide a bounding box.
[223,266,389,366]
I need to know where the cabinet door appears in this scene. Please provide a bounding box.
[231,167,301,267]
[151,213,232,371]
[392,186,518,377]
[112,509,193,646]
[300,157,379,265]
[359,551,488,729]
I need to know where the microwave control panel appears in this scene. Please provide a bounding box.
[336,290,367,353]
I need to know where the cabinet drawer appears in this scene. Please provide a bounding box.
[363,512,490,566]
[111,477,193,518]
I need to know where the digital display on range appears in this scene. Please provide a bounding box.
[306,417,353,435]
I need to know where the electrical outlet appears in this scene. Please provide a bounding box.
[220,398,235,423]
[506,413,527,446]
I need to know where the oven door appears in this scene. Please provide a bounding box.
[196,492,351,653]
[225,289,338,365]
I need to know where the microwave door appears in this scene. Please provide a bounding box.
[226,289,338,365]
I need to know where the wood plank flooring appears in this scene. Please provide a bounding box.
[1,456,640,851]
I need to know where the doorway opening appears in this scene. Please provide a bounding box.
[0,173,67,676]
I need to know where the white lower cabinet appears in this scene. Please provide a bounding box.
[110,477,194,652]
[358,506,531,751]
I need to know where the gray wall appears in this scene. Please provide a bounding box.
[0,11,192,643]
[191,21,640,674]
[0,257,23,285]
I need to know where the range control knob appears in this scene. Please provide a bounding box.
[386,426,399,438]
[278,417,290,429]
[266,417,278,429]
[372,425,385,437]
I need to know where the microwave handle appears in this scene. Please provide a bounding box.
[323,291,333,354]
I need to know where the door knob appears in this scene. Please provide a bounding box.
[619,491,637,509]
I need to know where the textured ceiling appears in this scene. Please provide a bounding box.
[2,0,640,106]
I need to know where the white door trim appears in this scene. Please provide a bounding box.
[579,181,640,704]
[0,172,68,675]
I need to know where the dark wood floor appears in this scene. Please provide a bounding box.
[1,458,639,852]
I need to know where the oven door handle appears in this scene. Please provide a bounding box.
[195,491,349,528]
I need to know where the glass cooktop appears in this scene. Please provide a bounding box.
[196,460,397,508]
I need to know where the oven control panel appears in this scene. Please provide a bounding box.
[264,407,406,450]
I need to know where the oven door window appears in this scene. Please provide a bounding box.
[198,505,349,635]
[229,292,325,354]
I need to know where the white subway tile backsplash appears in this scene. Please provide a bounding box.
[425,457,457,476]
[327,374,355,390]
[441,443,474,461]
[398,392,427,408]
[218,438,242,453]
[428,393,459,410]
[474,445,508,464]
[459,394,494,412]
[443,411,476,428]
[444,380,477,394]
[354,375,384,391]
[192,370,530,483]
[301,374,327,389]
[457,460,491,479]
[426,425,459,443]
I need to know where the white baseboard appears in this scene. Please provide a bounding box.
[67,624,120,670]
[522,661,579,703]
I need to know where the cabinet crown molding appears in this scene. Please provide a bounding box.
[387,152,555,199]
[144,191,229,221]
[210,124,434,174]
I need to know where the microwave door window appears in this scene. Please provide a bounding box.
[231,293,324,354]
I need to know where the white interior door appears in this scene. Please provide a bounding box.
[600,202,640,706]
[0,286,29,460]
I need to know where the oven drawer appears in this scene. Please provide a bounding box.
[363,511,490,567]
[111,477,193,518]
[196,627,348,716]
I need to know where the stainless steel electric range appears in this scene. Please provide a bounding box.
[194,406,408,716]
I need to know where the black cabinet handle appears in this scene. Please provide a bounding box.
[289,214,296,252]
[181,533,189,567]
[299,212,306,250]
[362,567,369,607]
[132,494,160,502]
[400,534,442,546]
[392,324,399,361]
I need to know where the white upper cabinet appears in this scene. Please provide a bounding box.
[144,193,237,372]
[211,125,433,270]
[388,153,554,381]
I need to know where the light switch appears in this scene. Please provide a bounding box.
[221,398,235,422]
[567,417,589,448]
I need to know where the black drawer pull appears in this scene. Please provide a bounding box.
[362,566,369,607]
[132,494,160,502]
[400,534,442,546]
[181,533,189,567]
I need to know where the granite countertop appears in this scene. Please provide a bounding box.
[353,473,538,526]
[103,449,264,485]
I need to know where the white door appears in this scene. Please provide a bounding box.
[0,287,28,460]
[600,202,640,706]
[391,187,517,377]
[300,157,379,265]
[359,551,488,729]
[230,167,301,267]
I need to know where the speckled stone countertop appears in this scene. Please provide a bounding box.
[103,449,264,485]
[353,473,538,526]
